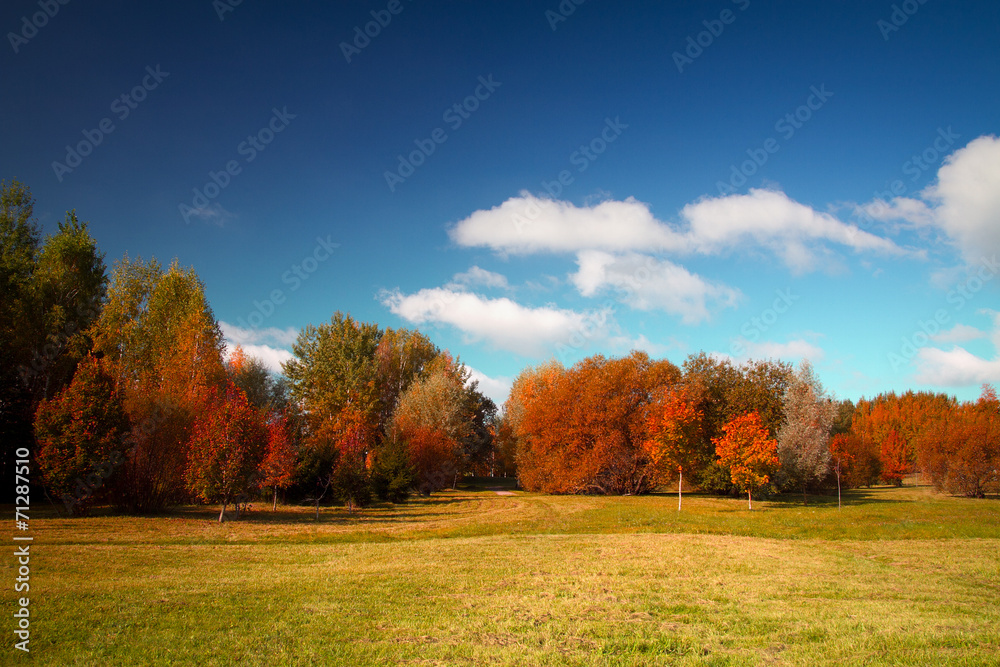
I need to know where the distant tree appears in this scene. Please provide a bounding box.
[777,360,835,504]
[258,414,297,511]
[369,436,416,503]
[714,412,779,510]
[512,352,681,495]
[917,385,999,498]
[186,383,268,522]
[828,434,854,509]
[391,356,470,493]
[879,429,908,486]
[682,354,792,495]
[644,385,703,510]
[34,355,129,514]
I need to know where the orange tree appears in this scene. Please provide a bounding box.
[643,385,703,510]
[713,411,779,510]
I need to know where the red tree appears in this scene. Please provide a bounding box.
[258,414,297,510]
[186,383,268,522]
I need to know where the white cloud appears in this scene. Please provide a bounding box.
[570,251,740,323]
[680,189,907,272]
[914,347,1000,386]
[185,202,235,226]
[450,266,509,289]
[859,135,1000,264]
[924,135,1000,263]
[730,337,825,363]
[465,367,513,406]
[449,189,909,273]
[381,287,610,357]
[448,192,686,256]
[219,321,297,374]
[223,342,294,374]
[913,310,1000,386]
[219,321,298,347]
[931,323,986,344]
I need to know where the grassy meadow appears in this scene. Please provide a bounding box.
[4,481,999,665]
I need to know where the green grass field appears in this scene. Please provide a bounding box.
[4,481,999,665]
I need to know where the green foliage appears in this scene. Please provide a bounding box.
[370,437,416,503]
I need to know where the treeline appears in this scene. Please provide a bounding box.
[4,181,998,518]
[2,181,496,518]
[500,352,1000,503]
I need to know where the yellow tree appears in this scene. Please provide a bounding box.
[713,412,779,510]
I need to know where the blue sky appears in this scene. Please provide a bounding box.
[3,0,999,406]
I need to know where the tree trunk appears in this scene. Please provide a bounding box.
[748,490,752,510]
[677,469,683,512]
[836,472,841,509]
[315,498,320,521]
[802,484,808,506]
[273,489,278,512]
[218,501,227,523]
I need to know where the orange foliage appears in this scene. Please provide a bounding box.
[643,386,703,507]
[513,352,681,495]
[713,412,779,509]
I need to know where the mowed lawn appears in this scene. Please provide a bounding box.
[4,483,999,666]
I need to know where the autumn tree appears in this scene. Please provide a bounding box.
[917,385,999,497]
[713,412,779,510]
[391,356,469,493]
[259,414,297,510]
[644,385,703,510]
[851,390,954,482]
[777,360,835,504]
[512,352,681,495]
[681,354,792,495]
[92,256,226,512]
[34,355,129,514]
[186,383,268,522]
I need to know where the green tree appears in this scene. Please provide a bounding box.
[2,181,107,501]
